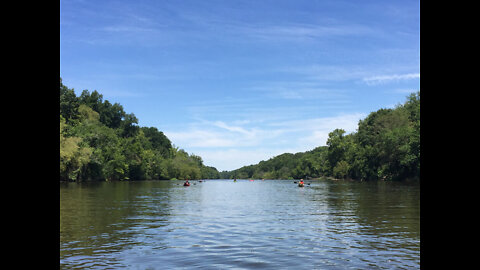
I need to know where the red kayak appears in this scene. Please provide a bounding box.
[183,182,190,186]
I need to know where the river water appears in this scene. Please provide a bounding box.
[60,179,420,269]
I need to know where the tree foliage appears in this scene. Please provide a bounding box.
[225,91,420,181]
[61,77,419,182]
[59,79,219,181]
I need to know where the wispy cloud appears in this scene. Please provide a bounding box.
[193,148,289,172]
[211,121,251,135]
[363,73,420,85]
[275,65,420,90]
[165,119,280,149]
[243,23,377,42]
[164,113,365,171]
[390,88,419,94]
[170,3,379,42]
[101,25,158,33]
[277,65,375,83]
[165,130,238,148]
[61,0,419,172]
[250,80,349,101]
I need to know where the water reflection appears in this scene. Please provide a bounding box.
[60,181,174,268]
[321,181,420,267]
[60,180,420,269]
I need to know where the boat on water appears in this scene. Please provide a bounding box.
[183,181,190,186]
[298,179,304,187]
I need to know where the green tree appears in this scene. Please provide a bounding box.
[103,151,129,181]
[59,79,221,182]
[99,100,125,129]
[60,116,92,181]
[326,129,348,175]
[333,160,350,179]
[120,113,139,138]
[141,127,172,158]
[79,90,104,112]
[60,79,80,124]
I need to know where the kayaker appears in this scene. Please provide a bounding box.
[299,179,304,185]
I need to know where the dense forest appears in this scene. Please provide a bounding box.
[60,78,220,181]
[60,78,419,182]
[221,91,420,181]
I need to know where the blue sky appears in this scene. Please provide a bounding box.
[60,0,420,171]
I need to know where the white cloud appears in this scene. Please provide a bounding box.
[277,65,370,82]
[165,130,239,148]
[246,23,376,42]
[194,148,285,172]
[363,73,420,85]
[211,121,251,135]
[271,113,366,150]
[275,65,420,88]
[390,88,418,94]
[102,25,157,33]
[163,112,366,171]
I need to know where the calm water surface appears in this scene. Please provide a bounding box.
[60,179,420,269]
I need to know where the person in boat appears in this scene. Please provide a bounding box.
[299,179,304,185]
[184,179,190,185]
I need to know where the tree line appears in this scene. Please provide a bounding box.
[61,77,419,182]
[60,78,220,181]
[221,91,420,181]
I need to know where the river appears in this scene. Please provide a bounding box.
[60,179,420,269]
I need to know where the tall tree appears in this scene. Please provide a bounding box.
[60,79,80,124]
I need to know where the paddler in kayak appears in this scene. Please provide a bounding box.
[184,180,190,186]
[298,179,304,187]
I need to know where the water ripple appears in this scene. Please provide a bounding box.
[60,180,420,269]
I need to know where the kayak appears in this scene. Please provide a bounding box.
[183,182,190,186]
[298,183,304,187]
